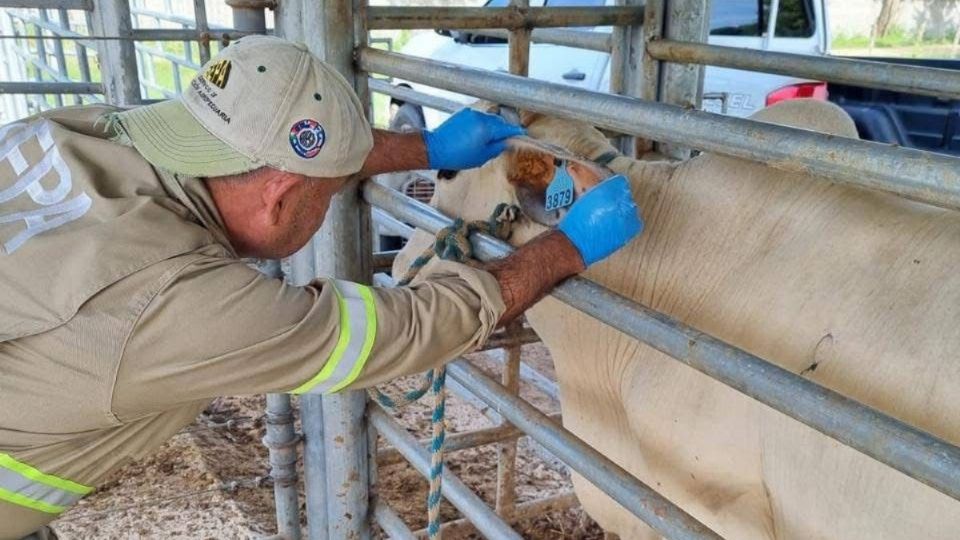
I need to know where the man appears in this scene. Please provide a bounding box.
[0,36,641,538]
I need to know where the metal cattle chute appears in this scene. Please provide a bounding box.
[3,1,959,538]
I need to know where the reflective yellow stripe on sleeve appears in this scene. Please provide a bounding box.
[0,453,92,514]
[291,280,378,395]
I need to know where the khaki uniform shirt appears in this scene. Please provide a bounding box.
[0,106,504,539]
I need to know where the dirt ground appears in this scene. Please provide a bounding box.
[50,344,605,539]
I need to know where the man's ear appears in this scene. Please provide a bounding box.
[261,171,303,225]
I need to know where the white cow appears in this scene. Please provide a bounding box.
[395,100,960,539]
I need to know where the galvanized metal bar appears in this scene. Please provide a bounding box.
[488,351,560,401]
[0,80,101,94]
[305,1,373,538]
[366,411,380,538]
[252,257,301,540]
[130,28,248,41]
[412,491,578,539]
[55,8,82,105]
[495,322,522,518]
[5,12,97,50]
[0,0,91,9]
[364,181,960,504]
[11,41,77,85]
[368,77,461,113]
[472,27,611,52]
[359,47,960,213]
[367,6,644,30]
[377,412,563,468]
[193,0,211,64]
[300,392,329,540]
[507,0,530,77]
[321,392,370,538]
[372,205,416,237]
[227,0,267,34]
[374,500,418,540]
[654,0,709,159]
[73,28,92,90]
[648,39,960,101]
[609,0,642,156]
[130,6,197,27]
[640,0,663,104]
[273,0,302,41]
[369,405,525,540]
[42,10,67,107]
[91,0,140,105]
[372,249,398,272]
[263,393,303,540]
[479,326,540,351]
[32,15,49,102]
[447,359,720,540]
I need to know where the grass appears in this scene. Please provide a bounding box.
[833,25,960,50]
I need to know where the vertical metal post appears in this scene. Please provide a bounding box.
[226,0,268,34]
[264,393,303,540]
[91,0,141,105]
[274,0,304,42]
[508,0,530,77]
[43,9,68,107]
[301,389,329,540]
[300,0,373,538]
[644,0,710,158]
[32,14,51,108]
[193,0,211,64]
[229,6,299,534]
[494,322,523,518]
[609,0,643,156]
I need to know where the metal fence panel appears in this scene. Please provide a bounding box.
[359,47,960,213]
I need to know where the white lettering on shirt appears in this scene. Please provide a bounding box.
[0,121,91,254]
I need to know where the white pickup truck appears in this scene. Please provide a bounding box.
[377,0,829,248]
[390,0,829,129]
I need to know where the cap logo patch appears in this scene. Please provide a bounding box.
[289,119,326,159]
[204,59,231,89]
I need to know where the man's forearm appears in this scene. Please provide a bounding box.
[483,231,586,325]
[357,129,429,178]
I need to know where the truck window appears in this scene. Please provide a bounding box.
[709,0,814,38]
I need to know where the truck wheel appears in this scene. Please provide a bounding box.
[389,102,426,133]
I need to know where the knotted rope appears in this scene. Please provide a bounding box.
[369,203,520,539]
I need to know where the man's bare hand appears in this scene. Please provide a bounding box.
[483,230,585,326]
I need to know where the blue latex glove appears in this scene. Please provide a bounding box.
[423,109,526,170]
[558,174,643,266]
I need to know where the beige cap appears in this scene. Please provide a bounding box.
[115,35,374,178]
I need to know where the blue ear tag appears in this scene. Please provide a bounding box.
[545,160,576,212]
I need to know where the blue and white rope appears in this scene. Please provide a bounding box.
[369,203,519,539]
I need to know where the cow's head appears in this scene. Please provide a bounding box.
[428,110,636,246]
